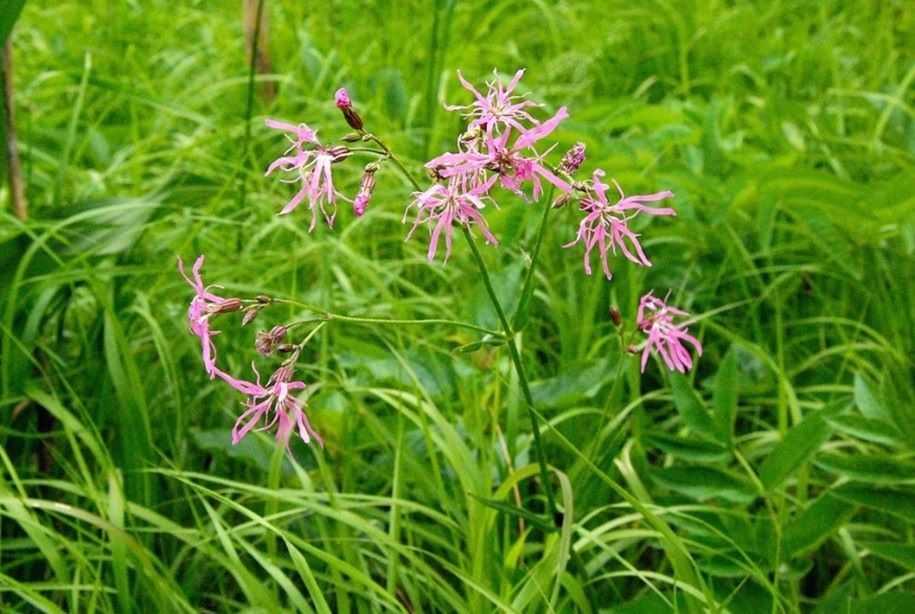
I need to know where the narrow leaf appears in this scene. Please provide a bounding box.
[712,347,738,444]
[833,484,915,523]
[644,431,730,463]
[670,374,718,441]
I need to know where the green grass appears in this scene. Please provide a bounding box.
[2,0,914,612]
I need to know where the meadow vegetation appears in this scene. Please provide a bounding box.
[1,1,914,612]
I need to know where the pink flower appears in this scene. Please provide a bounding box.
[353,165,377,217]
[334,88,352,109]
[266,118,351,231]
[426,107,572,199]
[265,118,318,149]
[636,292,702,373]
[446,68,539,137]
[564,171,675,279]
[485,112,572,199]
[403,176,499,262]
[178,255,242,378]
[218,362,323,447]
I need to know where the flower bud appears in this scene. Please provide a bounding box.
[241,306,260,326]
[334,87,364,131]
[328,145,352,163]
[552,193,572,209]
[558,142,586,175]
[609,306,622,327]
[255,325,288,356]
[206,298,243,316]
[353,165,378,217]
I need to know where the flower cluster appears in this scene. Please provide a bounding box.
[178,255,322,448]
[218,355,323,447]
[181,68,707,452]
[409,69,573,261]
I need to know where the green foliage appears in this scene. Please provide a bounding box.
[2,0,914,612]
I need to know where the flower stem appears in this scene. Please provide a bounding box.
[369,133,559,521]
[512,186,555,330]
[461,226,559,521]
[274,299,502,337]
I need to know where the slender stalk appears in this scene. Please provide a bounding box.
[460,226,559,520]
[238,0,266,216]
[2,40,27,220]
[370,134,560,521]
[243,0,275,102]
[274,299,503,338]
[512,186,555,330]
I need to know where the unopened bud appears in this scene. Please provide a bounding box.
[341,132,362,143]
[255,325,288,356]
[552,193,572,209]
[609,306,622,327]
[459,125,482,148]
[241,307,260,326]
[328,145,351,163]
[353,165,378,217]
[558,142,586,175]
[207,298,243,316]
[627,344,639,354]
[334,88,364,131]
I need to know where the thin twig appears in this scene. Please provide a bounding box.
[2,40,27,220]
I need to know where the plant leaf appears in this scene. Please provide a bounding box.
[651,466,756,504]
[712,347,738,444]
[782,491,856,558]
[759,410,836,491]
[670,374,718,442]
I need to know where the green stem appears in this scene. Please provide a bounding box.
[275,299,502,337]
[238,0,266,213]
[370,134,559,521]
[461,226,559,521]
[512,187,555,330]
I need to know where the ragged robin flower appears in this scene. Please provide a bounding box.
[178,255,242,378]
[636,291,703,373]
[564,170,675,279]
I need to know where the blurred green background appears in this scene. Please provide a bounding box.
[2,1,914,612]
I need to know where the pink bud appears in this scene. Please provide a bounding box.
[353,165,378,217]
[334,87,364,130]
[335,88,352,110]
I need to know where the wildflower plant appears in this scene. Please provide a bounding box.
[179,69,706,521]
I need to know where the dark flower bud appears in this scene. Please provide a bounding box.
[255,325,288,356]
[558,142,586,175]
[207,298,243,316]
[328,145,352,163]
[241,306,260,326]
[609,306,622,327]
